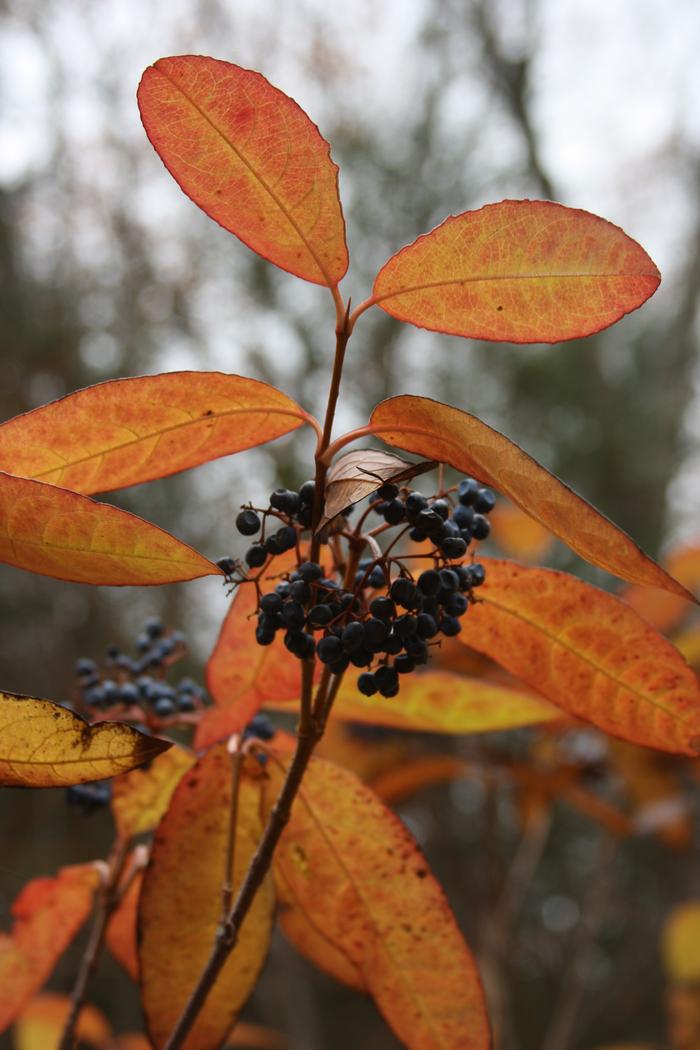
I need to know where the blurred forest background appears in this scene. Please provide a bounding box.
[2,0,700,1047]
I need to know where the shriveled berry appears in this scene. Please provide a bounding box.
[236,509,261,536]
[474,487,496,514]
[458,478,480,505]
[216,557,237,577]
[245,545,267,568]
[439,568,460,591]
[471,514,491,540]
[317,635,343,664]
[370,596,396,621]
[342,621,366,653]
[358,672,377,696]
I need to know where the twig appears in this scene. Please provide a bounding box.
[58,838,130,1050]
[221,736,243,920]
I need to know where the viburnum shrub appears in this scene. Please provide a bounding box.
[0,54,697,1050]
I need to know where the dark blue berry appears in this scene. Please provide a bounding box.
[394,653,415,674]
[308,604,334,627]
[452,503,475,529]
[236,509,261,536]
[289,579,311,603]
[329,654,350,674]
[367,566,386,588]
[245,713,275,741]
[417,569,441,596]
[284,631,315,659]
[216,556,237,578]
[270,488,300,515]
[256,623,276,646]
[469,563,486,587]
[394,614,417,639]
[342,621,366,653]
[260,592,284,615]
[358,672,377,697]
[298,480,316,506]
[440,616,462,637]
[178,694,196,712]
[364,618,389,647]
[409,527,428,542]
[383,633,403,655]
[471,514,491,540]
[431,498,450,520]
[416,613,439,638]
[440,536,468,559]
[118,683,140,705]
[298,561,323,582]
[317,635,343,664]
[404,637,428,664]
[154,696,176,717]
[443,593,468,616]
[390,578,418,609]
[74,658,97,678]
[382,499,406,525]
[282,601,306,631]
[474,487,496,514]
[369,596,395,621]
[439,568,460,591]
[349,649,372,668]
[375,665,399,693]
[405,491,428,517]
[245,545,267,568]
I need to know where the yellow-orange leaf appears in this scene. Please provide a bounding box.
[458,559,700,754]
[0,373,310,495]
[196,549,318,748]
[265,754,490,1049]
[371,200,659,342]
[0,473,220,586]
[138,56,348,287]
[267,669,558,734]
[106,871,142,981]
[0,693,171,787]
[0,865,99,1034]
[662,902,700,982]
[139,746,274,1050]
[111,744,193,840]
[369,396,693,598]
[12,993,110,1050]
[276,867,367,993]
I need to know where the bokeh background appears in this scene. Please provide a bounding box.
[2,1,700,1047]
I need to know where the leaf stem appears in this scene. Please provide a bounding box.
[58,838,130,1050]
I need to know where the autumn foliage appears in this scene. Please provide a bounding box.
[0,52,695,1050]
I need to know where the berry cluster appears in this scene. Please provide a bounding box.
[73,617,206,721]
[223,475,494,700]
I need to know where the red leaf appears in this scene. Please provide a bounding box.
[458,559,700,754]
[0,865,99,1034]
[0,373,311,495]
[368,396,694,598]
[138,56,348,286]
[372,200,659,342]
[0,473,220,586]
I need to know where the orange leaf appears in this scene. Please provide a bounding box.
[458,559,700,754]
[196,549,320,749]
[138,56,348,287]
[12,993,110,1050]
[111,744,194,840]
[0,865,99,1034]
[621,537,700,633]
[0,693,171,787]
[267,669,558,734]
[0,473,220,586]
[139,746,274,1050]
[371,200,659,342]
[368,396,693,598]
[264,754,490,1049]
[370,755,472,806]
[0,373,310,495]
[106,871,142,981]
[276,866,367,993]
